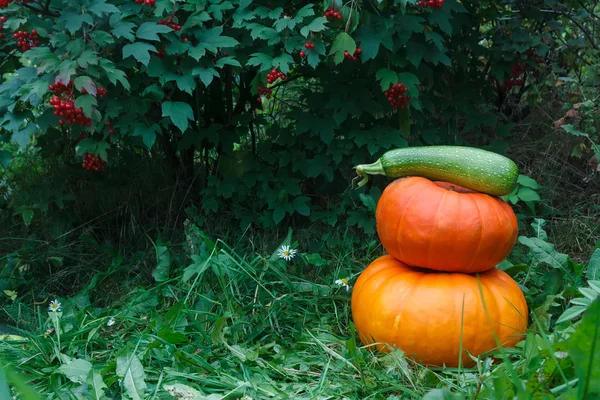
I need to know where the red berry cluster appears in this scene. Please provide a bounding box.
[526,48,544,65]
[0,0,12,8]
[13,30,39,51]
[344,47,361,61]
[266,69,286,84]
[105,120,115,135]
[49,82,92,127]
[384,83,411,109]
[158,18,181,31]
[256,85,272,102]
[82,152,106,172]
[300,42,315,58]
[153,48,166,58]
[502,63,526,90]
[418,0,445,9]
[0,16,5,39]
[323,7,342,21]
[134,0,155,6]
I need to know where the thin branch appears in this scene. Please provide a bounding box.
[21,2,59,17]
[269,73,315,90]
[552,29,593,66]
[576,0,600,21]
[557,10,600,50]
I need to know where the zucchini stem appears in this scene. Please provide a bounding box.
[355,159,385,187]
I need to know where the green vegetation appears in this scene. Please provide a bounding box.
[0,0,599,398]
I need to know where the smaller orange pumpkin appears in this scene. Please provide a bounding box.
[376,176,518,273]
[351,255,528,367]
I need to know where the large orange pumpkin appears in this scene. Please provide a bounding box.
[376,176,518,273]
[351,255,528,367]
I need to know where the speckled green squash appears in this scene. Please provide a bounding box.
[355,146,519,196]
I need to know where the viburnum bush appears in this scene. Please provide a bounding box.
[0,0,593,229]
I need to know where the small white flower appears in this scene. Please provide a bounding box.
[277,245,297,261]
[335,278,351,292]
[0,178,12,200]
[107,317,116,327]
[48,299,61,312]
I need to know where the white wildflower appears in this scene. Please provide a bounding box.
[335,278,351,292]
[48,299,61,312]
[277,245,297,261]
[107,317,116,327]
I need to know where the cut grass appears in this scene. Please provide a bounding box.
[0,226,589,399]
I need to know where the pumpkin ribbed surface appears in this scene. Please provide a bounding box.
[376,176,518,273]
[351,255,528,367]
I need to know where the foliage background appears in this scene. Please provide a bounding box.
[0,0,599,398]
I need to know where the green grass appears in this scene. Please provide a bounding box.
[1,220,598,399]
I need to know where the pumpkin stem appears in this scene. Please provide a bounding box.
[355,159,385,188]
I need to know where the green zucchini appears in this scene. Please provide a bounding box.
[354,145,519,196]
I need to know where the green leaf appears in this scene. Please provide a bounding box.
[423,387,466,400]
[116,353,147,400]
[122,42,157,66]
[74,76,96,96]
[517,187,541,202]
[60,12,94,34]
[329,32,356,64]
[110,16,136,41]
[588,249,600,281]
[199,26,240,51]
[216,57,242,68]
[272,54,294,73]
[295,4,315,19]
[428,10,453,36]
[189,44,207,60]
[77,50,99,68]
[192,67,219,87]
[407,42,426,68]
[132,123,160,148]
[89,369,108,400]
[518,236,571,271]
[136,22,173,41]
[517,174,540,189]
[174,75,196,94]
[397,72,420,96]
[355,24,393,62]
[425,31,445,50]
[58,359,93,384]
[273,203,289,224]
[157,327,187,344]
[292,196,310,216]
[300,17,328,37]
[152,244,171,282]
[375,68,398,90]
[162,102,194,133]
[74,95,97,118]
[568,298,600,398]
[0,150,12,168]
[88,0,119,15]
[246,53,273,71]
[562,124,589,137]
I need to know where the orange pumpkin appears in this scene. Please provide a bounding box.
[376,176,518,273]
[351,255,528,367]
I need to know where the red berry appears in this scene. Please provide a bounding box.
[299,51,305,57]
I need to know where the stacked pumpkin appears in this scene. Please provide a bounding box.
[351,146,529,367]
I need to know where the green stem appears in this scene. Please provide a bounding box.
[354,159,385,187]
